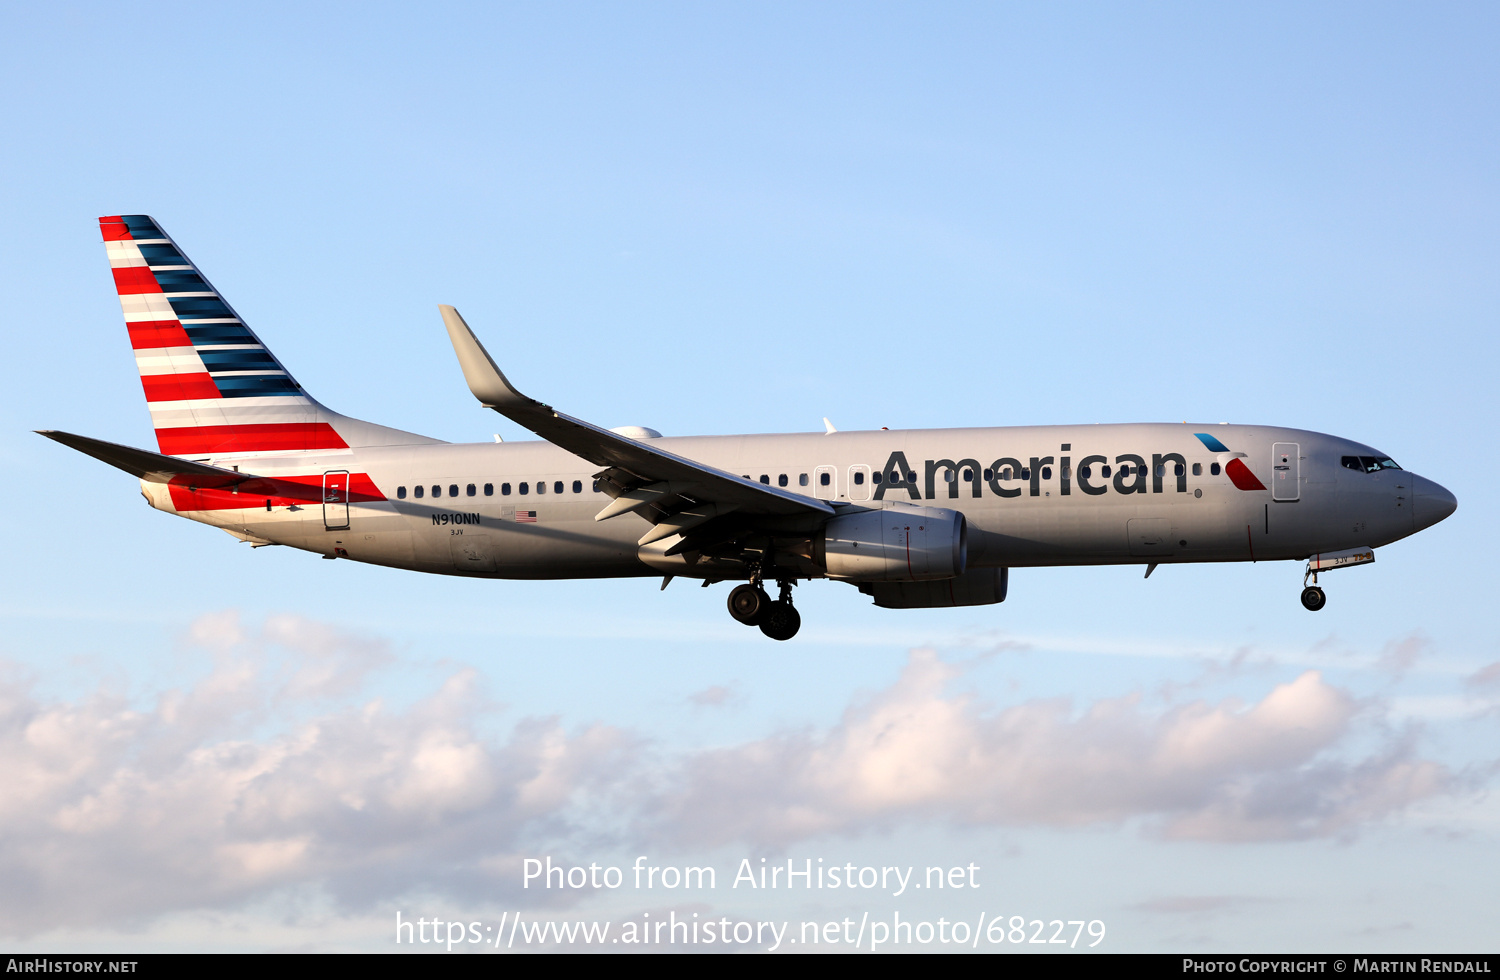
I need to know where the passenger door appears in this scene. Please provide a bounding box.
[322,470,350,530]
[1272,443,1300,501]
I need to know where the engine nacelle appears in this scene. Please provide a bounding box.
[860,567,1007,608]
[815,505,967,582]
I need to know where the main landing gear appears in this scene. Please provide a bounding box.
[727,579,801,641]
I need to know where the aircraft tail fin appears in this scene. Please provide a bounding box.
[100,215,441,457]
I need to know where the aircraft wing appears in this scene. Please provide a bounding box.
[440,306,835,542]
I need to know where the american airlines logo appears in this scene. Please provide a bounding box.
[870,434,1263,503]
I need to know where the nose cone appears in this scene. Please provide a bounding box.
[1413,475,1457,532]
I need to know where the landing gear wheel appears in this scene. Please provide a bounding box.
[728,584,770,625]
[759,600,801,641]
[1300,586,1327,612]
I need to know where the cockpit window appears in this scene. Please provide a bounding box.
[1342,455,1402,473]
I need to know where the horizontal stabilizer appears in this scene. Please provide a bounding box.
[38,430,327,503]
[38,430,250,487]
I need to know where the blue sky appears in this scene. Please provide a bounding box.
[0,1,1496,952]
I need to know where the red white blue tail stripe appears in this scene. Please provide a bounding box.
[101,215,349,457]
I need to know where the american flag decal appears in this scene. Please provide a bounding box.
[514,510,537,523]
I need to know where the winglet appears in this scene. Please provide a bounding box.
[440,305,540,412]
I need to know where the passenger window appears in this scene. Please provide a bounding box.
[432,485,441,497]
[501,483,511,495]
[1210,463,1221,476]
[572,480,582,493]
[984,468,993,480]
[1021,468,1031,480]
[1192,463,1202,476]
[484,483,494,496]
[397,486,407,499]
[962,468,973,481]
[1102,465,1111,478]
[799,473,808,486]
[414,485,424,498]
[820,472,830,486]
[1175,463,1185,477]
[466,484,476,497]
[1079,466,1090,479]
[778,474,788,487]
[872,472,882,484]
[760,475,770,485]
[554,481,564,494]
[1041,466,1052,480]
[519,482,529,495]
[906,472,916,483]
[853,471,865,486]
[944,470,956,483]
[537,481,546,494]
[999,467,1011,480]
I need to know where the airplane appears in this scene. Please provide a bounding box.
[41,215,1458,641]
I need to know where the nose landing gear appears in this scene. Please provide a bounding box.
[726,576,801,640]
[1297,547,1375,611]
[1300,564,1328,611]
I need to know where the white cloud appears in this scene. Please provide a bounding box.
[1464,662,1500,691]
[650,650,1451,848]
[0,617,1466,938]
[0,616,632,937]
[688,684,732,707]
[1376,633,1430,675]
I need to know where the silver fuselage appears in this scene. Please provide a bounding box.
[144,422,1452,581]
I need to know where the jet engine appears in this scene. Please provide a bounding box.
[814,505,967,582]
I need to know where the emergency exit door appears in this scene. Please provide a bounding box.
[814,465,837,500]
